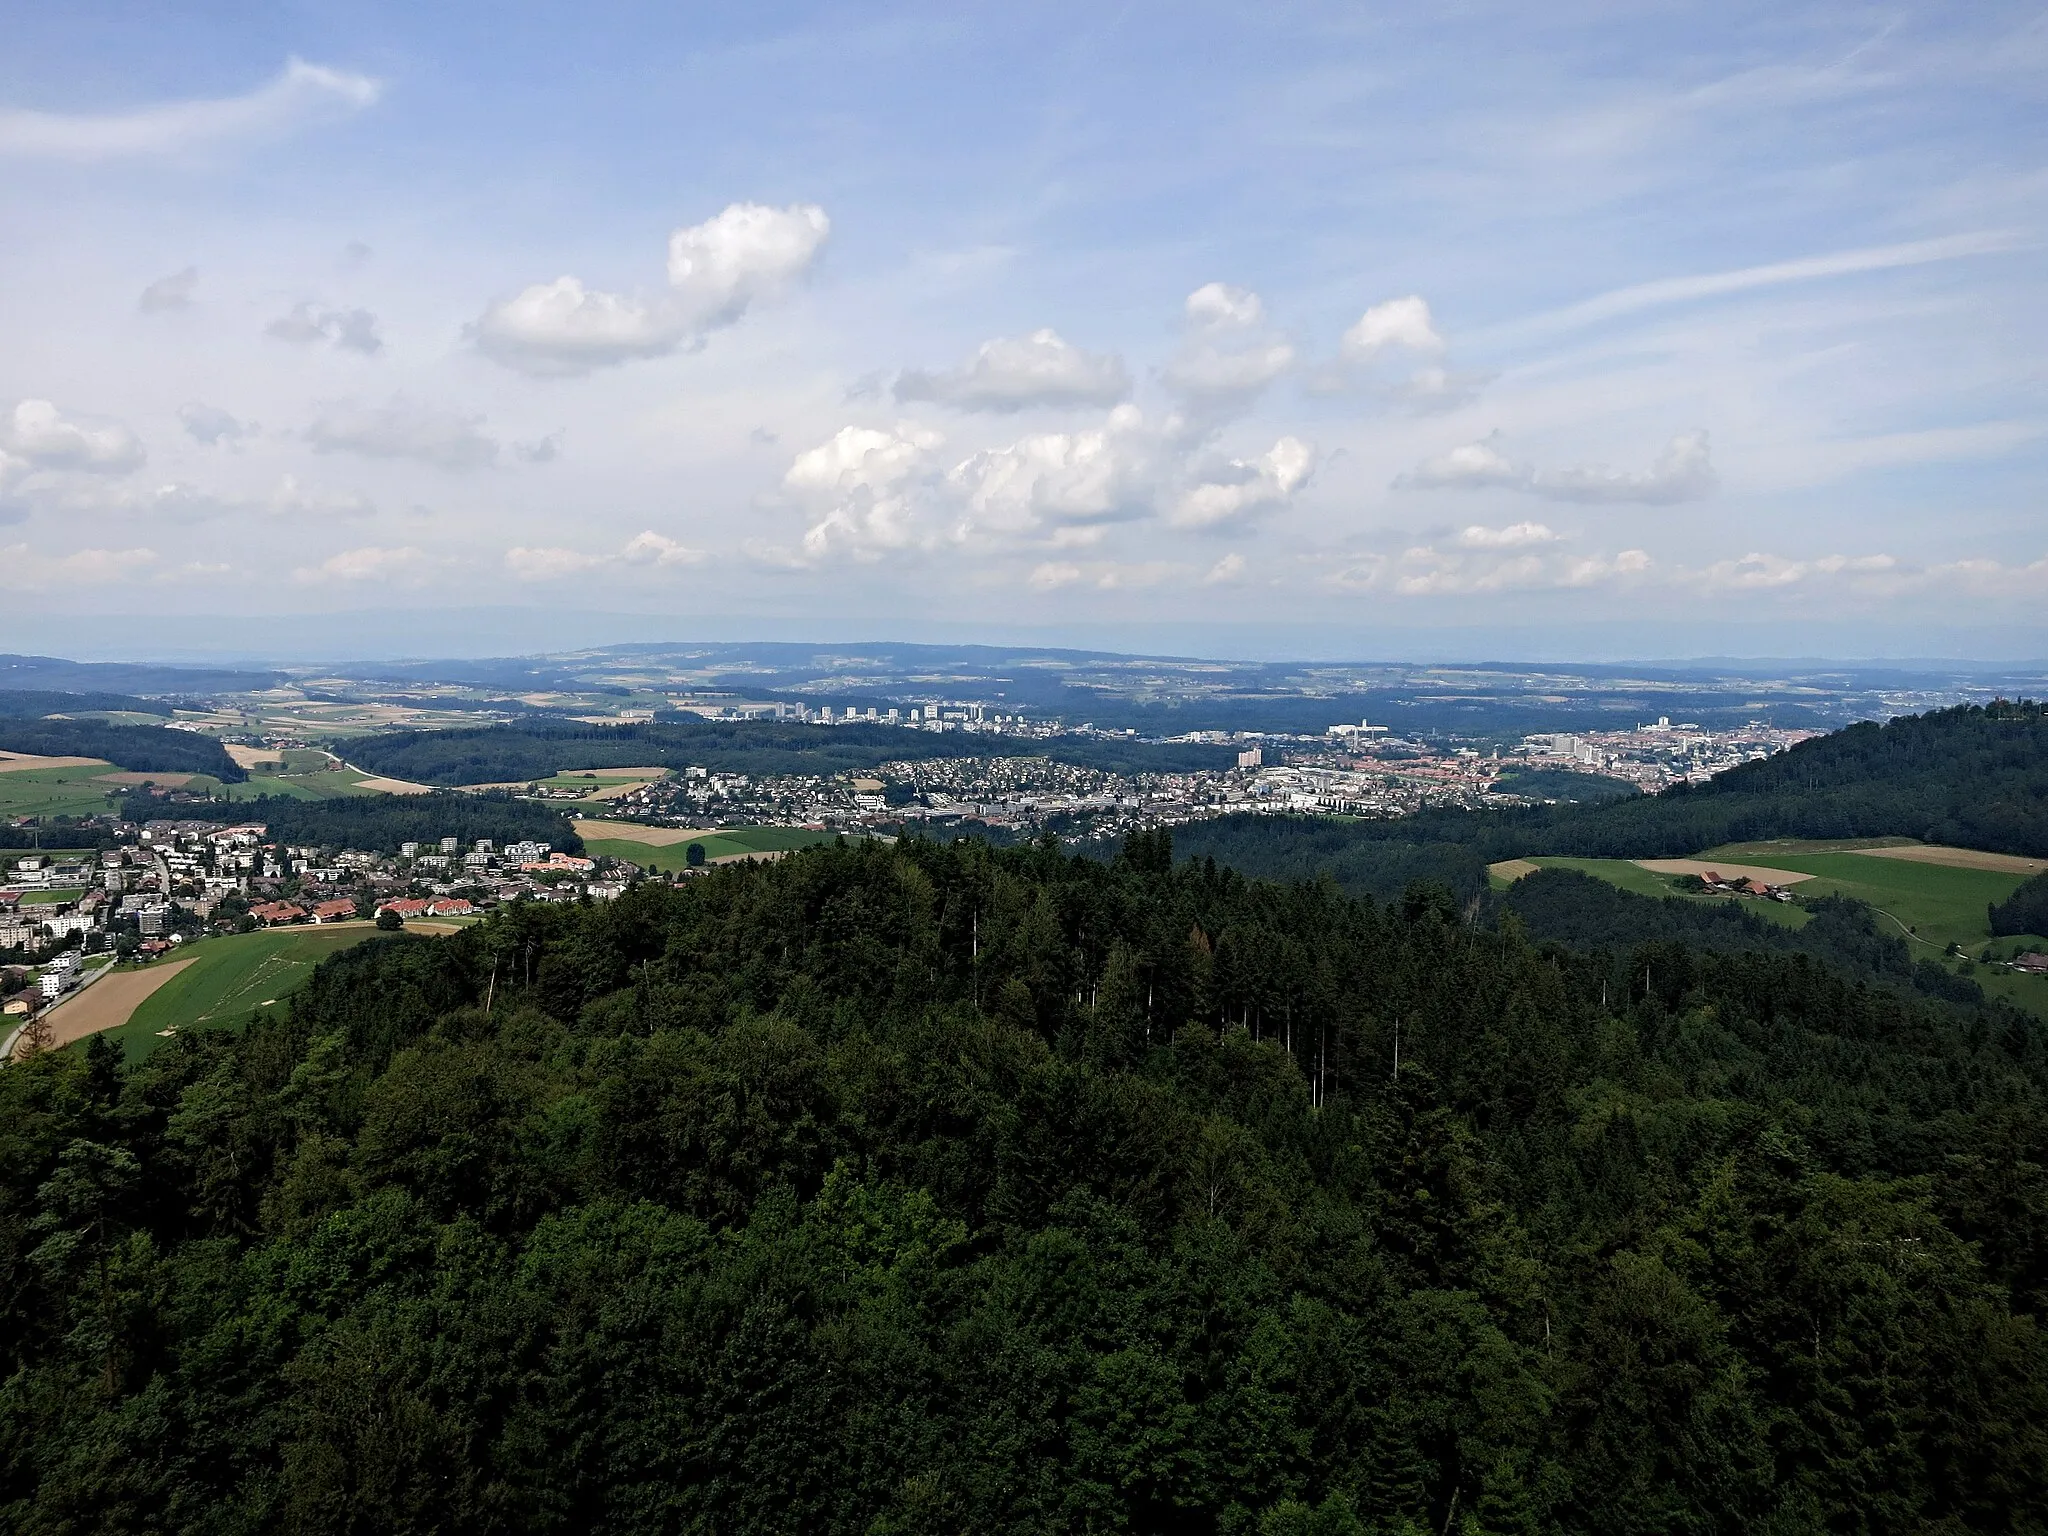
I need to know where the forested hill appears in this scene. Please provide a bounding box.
[5,834,2046,1532]
[337,717,1236,784]
[117,788,582,853]
[0,719,245,780]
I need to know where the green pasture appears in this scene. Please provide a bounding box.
[223,768,381,801]
[90,925,395,1062]
[0,763,121,819]
[1511,847,2046,1016]
[582,825,837,874]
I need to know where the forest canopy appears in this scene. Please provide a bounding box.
[115,788,582,853]
[3,831,2044,1533]
[0,720,245,780]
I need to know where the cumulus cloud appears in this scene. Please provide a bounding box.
[473,202,829,376]
[896,329,1129,412]
[1203,552,1247,584]
[0,58,379,161]
[1397,430,1716,505]
[948,405,1158,536]
[305,398,497,470]
[515,433,561,464]
[269,474,374,518]
[1164,283,1294,415]
[1028,561,1082,591]
[139,267,197,313]
[1459,521,1558,548]
[1171,437,1315,529]
[506,530,709,581]
[2,399,144,473]
[620,530,705,567]
[505,546,602,581]
[266,302,382,354]
[1185,283,1264,328]
[1326,540,1651,596]
[179,402,251,446]
[784,424,941,559]
[0,544,158,588]
[1340,296,1444,360]
[292,545,432,585]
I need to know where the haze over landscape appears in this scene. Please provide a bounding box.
[2,2,2044,659]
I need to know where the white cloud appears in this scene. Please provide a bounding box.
[1397,430,1716,505]
[1203,552,1247,584]
[1398,434,1527,491]
[504,546,603,581]
[665,202,831,322]
[269,474,375,518]
[179,402,251,446]
[139,267,197,313]
[896,329,1129,412]
[292,545,432,584]
[1489,232,2015,343]
[2,399,144,473]
[515,433,562,464]
[1534,430,1715,504]
[620,530,705,567]
[1560,548,1652,586]
[507,531,710,581]
[1341,296,1444,361]
[1172,437,1315,529]
[948,405,1157,535]
[266,302,382,354]
[1185,283,1265,328]
[0,58,379,161]
[474,202,829,377]
[1326,541,1651,595]
[470,277,682,377]
[305,398,497,470]
[1028,561,1082,590]
[785,424,942,559]
[0,544,158,588]
[1164,284,1294,413]
[1459,521,1558,548]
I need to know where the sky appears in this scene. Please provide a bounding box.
[0,1,2044,661]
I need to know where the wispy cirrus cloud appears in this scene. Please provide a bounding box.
[0,58,378,160]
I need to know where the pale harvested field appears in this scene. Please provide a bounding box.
[1635,858,1816,886]
[21,959,196,1057]
[0,752,107,772]
[584,778,663,801]
[1847,845,2048,876]
[224,744,282,770]
[573,818,711,847]
[95,771,194,787]
[710,849,790,865]
[1489,859,1541,882]
[351,775,435,795]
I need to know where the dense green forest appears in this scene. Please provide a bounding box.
[116,790,581,853]
[338,719,1237,785]
[0,691,168,719]
[0,721,245,781]
[1993,873,2048,940]
[1177,703,2048,891]
[4,832,2045,1533]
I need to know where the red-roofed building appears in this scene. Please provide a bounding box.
[376,898,431,919]
[249,901,306,926]
[425,897,474,917]
[311,899,358,924]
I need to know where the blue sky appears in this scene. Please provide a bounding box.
[0,2,2043,658]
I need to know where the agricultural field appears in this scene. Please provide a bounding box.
[1493,841,2048,1014]
[223,768,384,801]
[578,822,838,874]
[81,922,457,1062]
[0,759,124,819]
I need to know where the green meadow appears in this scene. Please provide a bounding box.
[224,768,383,801]
[581,825,838,874]
[0,763,122,819]
[89,925,401,1062]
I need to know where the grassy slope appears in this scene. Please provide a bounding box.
[581,825,837,873]
[224,769,382,802]
[0,763,119,819]
[97,925,392,1061]
[1525,847,2047,1016]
